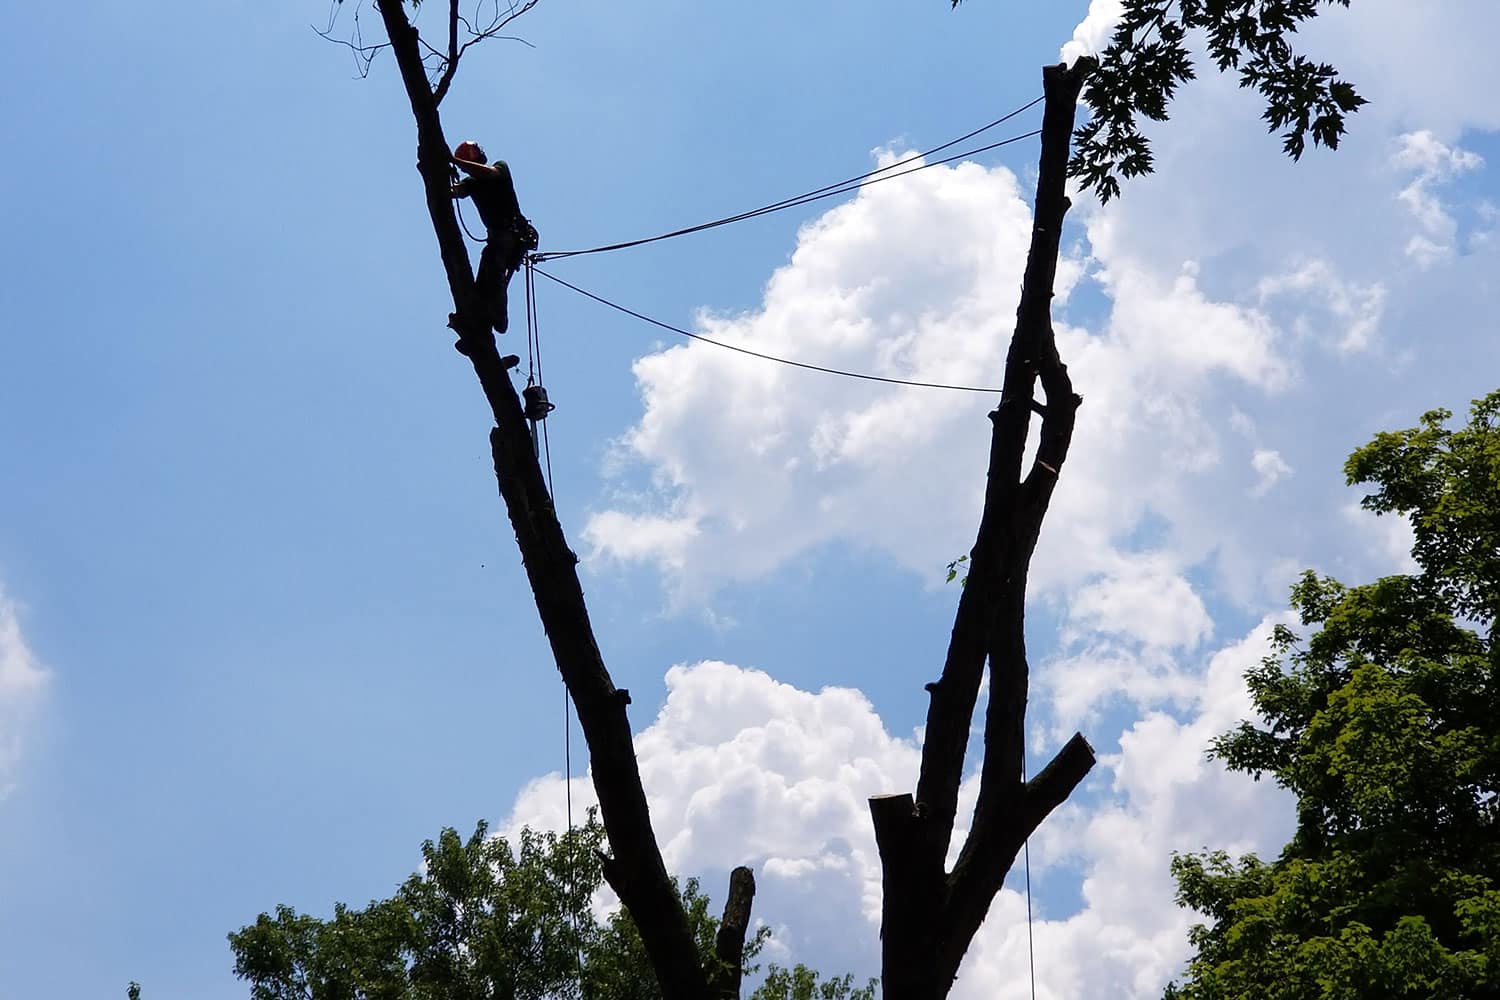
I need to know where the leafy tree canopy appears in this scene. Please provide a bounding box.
[1164,392,1500,999]
[957,0,1368,201]
[230,814,872,1000]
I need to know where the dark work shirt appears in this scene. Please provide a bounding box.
[464,161,523,235]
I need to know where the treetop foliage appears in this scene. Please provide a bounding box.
[956,0,1367,201]
[1347,391,1500,627]
[1164,393,1500,999]
[1078,0,1366,201]
[229,812,872,1000]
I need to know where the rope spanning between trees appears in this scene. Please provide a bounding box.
[446,105,1047,394]
[533,268,1006,394]
[531,98,1044,262]
[496,92,1050,991]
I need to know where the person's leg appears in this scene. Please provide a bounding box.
[478,235,519,334]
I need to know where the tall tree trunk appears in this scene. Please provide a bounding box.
[870,60,1097,998]
[370,6,726,997]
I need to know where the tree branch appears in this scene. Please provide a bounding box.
[869,60,1095,998]
[323,0,541,97]
[709,866,757,999]
[939,732,1093,984]
[869,793,944,997]
[370,5,709,998]
[431,0,462,105]
[942,64,1094,989]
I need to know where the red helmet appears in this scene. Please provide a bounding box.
[454,140,487,163]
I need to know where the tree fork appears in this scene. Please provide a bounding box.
[371,3,716,996]
[872,60,1096,998]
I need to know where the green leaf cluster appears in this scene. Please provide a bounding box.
[230,812,863,999]
[231,820,602,1000]
[1165,393,1500,999]
[1347,391,1500,628]
[953,0,1367,202]
[752,964,877,1000]
[945,554,970,586]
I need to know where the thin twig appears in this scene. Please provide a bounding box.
[432,0,461,105]
[311,23,387,79]
[455,0,541,65]
[316,0,543,96]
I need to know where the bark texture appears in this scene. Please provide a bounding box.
[710,866,757,999]
[371,5,713,998]
[870,61,1098,999]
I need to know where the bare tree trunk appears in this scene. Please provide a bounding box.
[870,60,1097,999]
[369,6,735,998]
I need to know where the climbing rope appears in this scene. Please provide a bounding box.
[1023,745,1037,1000]
[533,268,1006,394]
[532,99,1045,260]
[518,258,583,986]
[533,112,1043,262]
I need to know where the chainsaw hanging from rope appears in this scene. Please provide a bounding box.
[521,260,558,474]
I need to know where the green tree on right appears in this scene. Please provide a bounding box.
[1165,391,1500,999]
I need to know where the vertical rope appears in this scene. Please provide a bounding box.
[530,260,557,498]
[1023,744,1037,1000]
[523,259,580,990]
[524,260,540,385]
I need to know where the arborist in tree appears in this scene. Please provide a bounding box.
[449,140,536,343]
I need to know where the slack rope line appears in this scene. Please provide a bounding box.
[521,260,581,982]
[1023,745,1037,1000]
[533,268,1005,394]
[532,102,1044,262]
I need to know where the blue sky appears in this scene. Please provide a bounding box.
[2,1,1498,997]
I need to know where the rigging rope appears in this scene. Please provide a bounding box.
[520,259,582,985]
[533,101,1043,262]
[1023,745,1037,1000]
[498,97,1050,991]
[533,268,1005,394]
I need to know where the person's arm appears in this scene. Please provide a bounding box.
[450,154,506,180]
[451,176,471,199]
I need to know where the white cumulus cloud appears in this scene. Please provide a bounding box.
[1249,448,1293,496]
[1392,130,1484,267]
[585,155,1307,614]
[1061,0,1126,64]
[0,587,48,799]
[524,3,1500,994]
[503,620,1291,997]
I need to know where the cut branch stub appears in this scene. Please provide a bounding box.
[710,866,757,999]
[939,731,1094,984]
[869,793,943,992]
